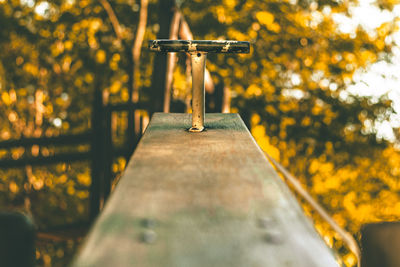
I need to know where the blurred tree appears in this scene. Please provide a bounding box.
[0,0,153,265]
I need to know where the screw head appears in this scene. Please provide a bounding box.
[257,217,274,229]
[141,218,157,228]
[141,230,157,244]
[263,229,284,245]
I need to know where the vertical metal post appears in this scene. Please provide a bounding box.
[189,52,207,132]
[149,39,250,132]
[90,89,103,220]
[103,108,113,201]
[0,212,35,267]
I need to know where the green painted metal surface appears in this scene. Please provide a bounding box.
[71,113,338,267]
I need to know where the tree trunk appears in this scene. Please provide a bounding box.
[163,10,181,113]
[149,0,175,115]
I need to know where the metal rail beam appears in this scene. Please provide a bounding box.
[72,113,338,267]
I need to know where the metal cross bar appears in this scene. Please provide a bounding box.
[149,40,250,54]
[149,39,250,132]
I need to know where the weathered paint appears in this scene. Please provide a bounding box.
[71,113,338,267]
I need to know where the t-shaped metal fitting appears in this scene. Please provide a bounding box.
[149,40,250,132]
